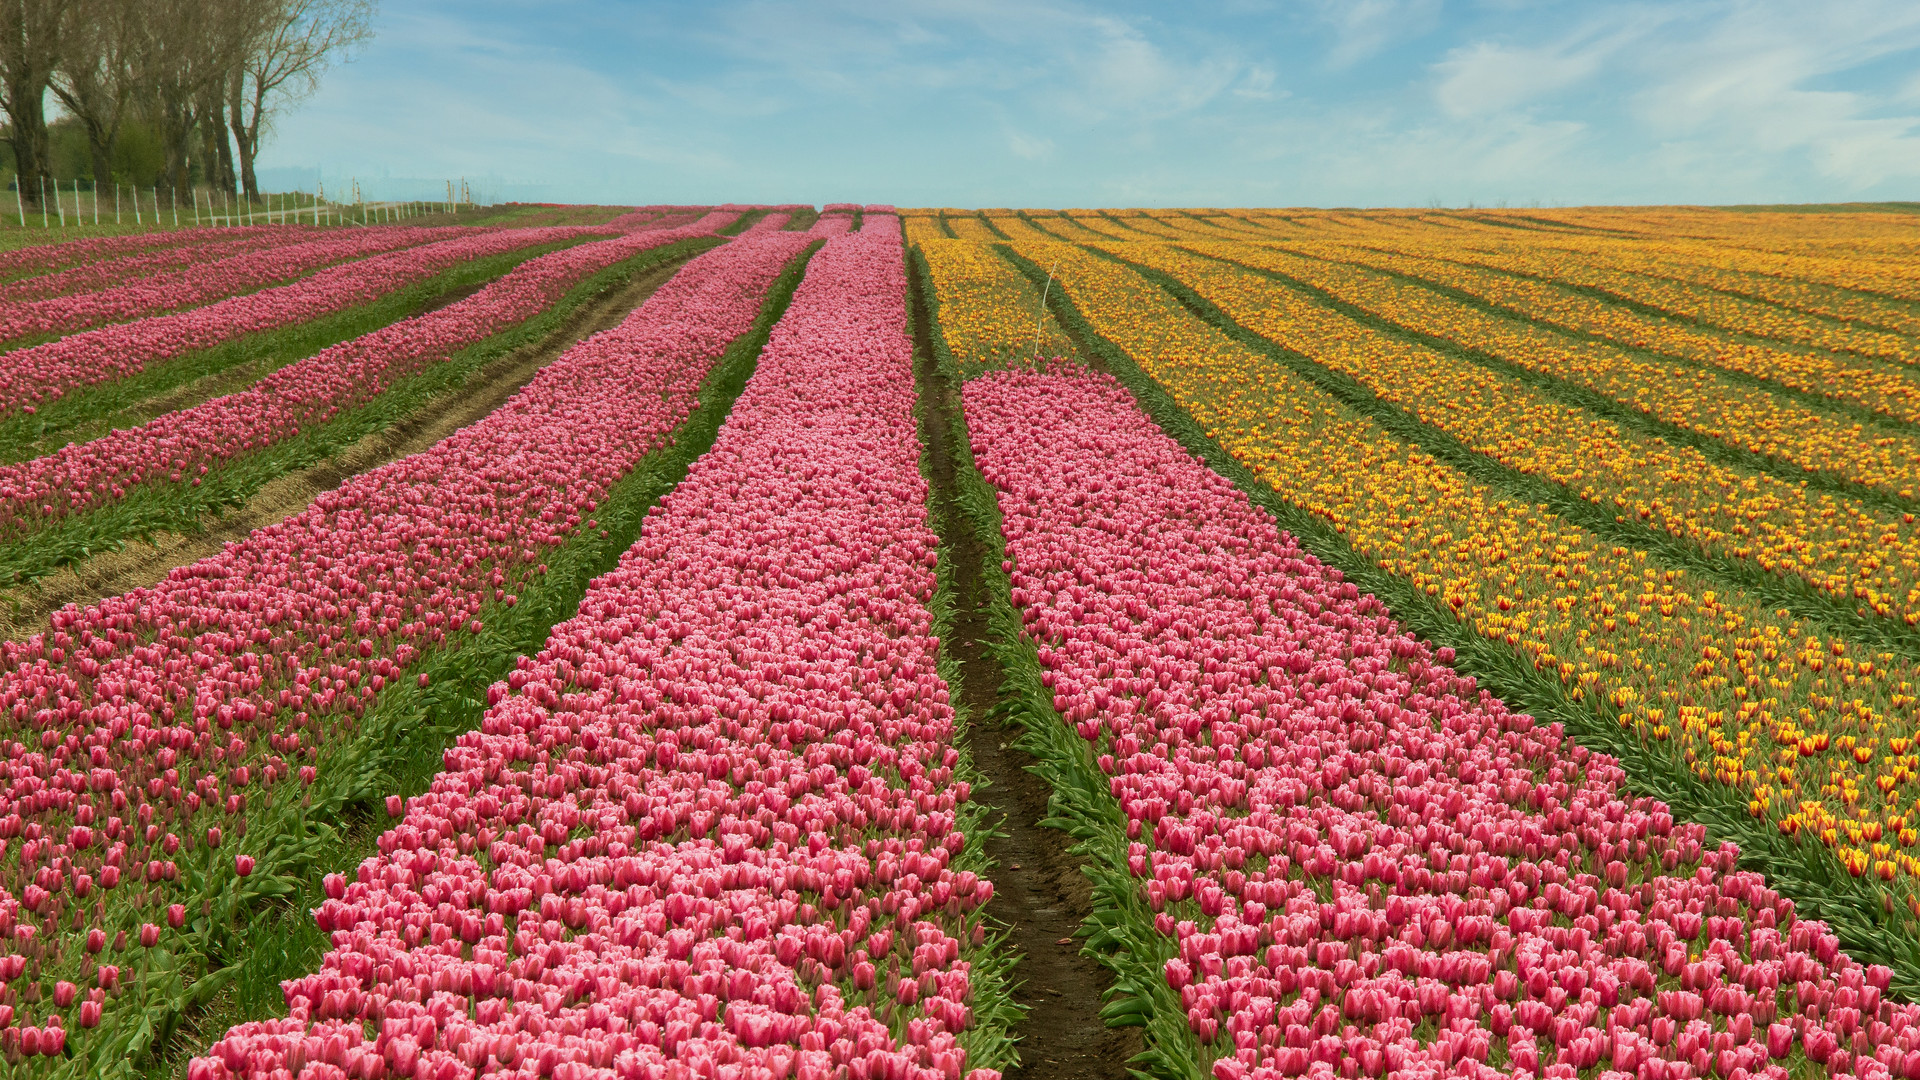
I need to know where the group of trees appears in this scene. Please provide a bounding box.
[0,0,374,206]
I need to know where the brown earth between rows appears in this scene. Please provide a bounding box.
[0,254,695,645]
[910,256,1142,1078]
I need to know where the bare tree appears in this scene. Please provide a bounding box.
[50,0,141,192]
[135,0,244,197]
[230,0,374,199]
[0,0,67,207]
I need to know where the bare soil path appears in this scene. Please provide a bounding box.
[910,255,1143,1079]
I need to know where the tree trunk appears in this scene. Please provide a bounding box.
[82,121,112,192]
[200,91,235,193]
[2,75,50,208]
[228,70,258,200]
[160,93,193,197]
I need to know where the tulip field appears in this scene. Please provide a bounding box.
[0,203,1913,1080]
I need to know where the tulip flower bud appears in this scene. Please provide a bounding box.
[206,827,221,849]
[166,904,185,929]
[52,981,75,1008]
[235,855,255,877]
[78,1001,99,1029]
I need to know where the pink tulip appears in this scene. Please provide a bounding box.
[0,209,719,418]
[963,368,1920,1080]
[191,214,1005,1080]
[0,214,742,541]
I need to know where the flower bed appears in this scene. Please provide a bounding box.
[0,220,698,418]
[0,228,810,1070]
[960,368,1919,1080]
[0,229,281,302]
[0,227,469,344]
[0,230,254,283]
[194,218,1012,1080]
[0,216,737,545]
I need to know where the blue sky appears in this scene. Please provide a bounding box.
[255,0,1920,208]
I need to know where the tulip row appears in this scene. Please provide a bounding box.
[0,237,587,472]
[0,229,285,303]
[1527,238,1920,339]
[0,216,738,591]
[194,215,1016,1080]
[0,226,817,1075]
[1358,228,1920,365]
[956,365,1920,1080]
[927,238,1920,971]
[914,239,1075,375]
[0,227,476,346]
[1095,240,1920,633]
[1187,238,1920,503]
[1276,232,1920,432]
[0,229,251,284]
[0,223,635,418]
[1414,223,1920,339]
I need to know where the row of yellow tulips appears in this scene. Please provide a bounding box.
[1096,239,1920,632]
[1275,230,1920,424]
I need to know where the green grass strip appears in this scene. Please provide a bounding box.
[933,213,959,239]
[993,241,1920,1002]
[973,213,1011,241]
[1087,242,1920,664]
[0,237,720,594]
[910,244,1208,1080]
[717,209,770,236]
[0,238,589,465]
[117,239,825,1080]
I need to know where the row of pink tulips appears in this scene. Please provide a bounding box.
[195,217,1006,1080]
[0,221,653,417]
[0,229,246,282]
[0,229,286,303]
[963,369,1916,1080]
[0,213,740,541]
[0,227,465,342]
[0,227,812,1067]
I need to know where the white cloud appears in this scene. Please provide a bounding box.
[1627,1,1920,189]
[1310,0,1443,67]
[1008,131,1055,159]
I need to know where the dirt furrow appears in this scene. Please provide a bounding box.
[910,255,1142,1079]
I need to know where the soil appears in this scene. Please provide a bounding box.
[0,254,696,644]
[910,257,1143,1078]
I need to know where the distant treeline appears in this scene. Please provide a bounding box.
[0,0,375,207]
